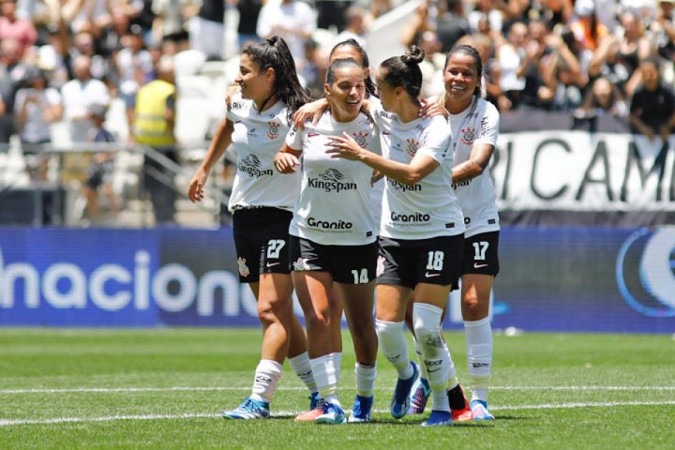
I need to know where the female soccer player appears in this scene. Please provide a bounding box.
[438,44,500,421]
[187,36,318,420]
[326,46,465,427]
[274,57,381,424]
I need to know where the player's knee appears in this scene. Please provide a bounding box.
[412,303,444,355]
[303,309,331,330]
[375,319,403,347]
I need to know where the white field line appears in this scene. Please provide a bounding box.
[2,401,675,427]
[0,385,674,394]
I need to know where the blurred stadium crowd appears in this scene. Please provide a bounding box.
[0,0,673,225]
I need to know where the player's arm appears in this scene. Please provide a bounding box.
[327,132,439,185]
[188,118,234,202]
[293,98,375,128]
[273,143,302,174]
[452,143,495,184]
[188,87,238,202]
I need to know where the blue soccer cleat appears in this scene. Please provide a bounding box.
[309,391,321,410]
[222,397,270,420]
[408,376,431,414]
[470,399,495,421]
[421,410,453,427]
[315,401,346,425]
[348,395,374,423]
[390,361,419,419]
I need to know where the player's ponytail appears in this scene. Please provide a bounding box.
[379,46,426,99]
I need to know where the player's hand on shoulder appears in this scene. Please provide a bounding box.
[419,96,448,119]
[293,99,328,128]
[225,84,241,108]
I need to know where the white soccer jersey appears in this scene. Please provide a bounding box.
[226,91,300,212]
[286,110,381,246]
[372,105,465,240]
[449,97,500,237]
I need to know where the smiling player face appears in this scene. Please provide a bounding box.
[325,65,366,122]
[235,53,273,106]
[443,52,480,112]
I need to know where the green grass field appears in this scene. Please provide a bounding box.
[0,328,673,449]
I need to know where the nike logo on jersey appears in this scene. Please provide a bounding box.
[308,132,320,137]
[425,272,441,277]
[473,263,489,269]
[266,262,281,268]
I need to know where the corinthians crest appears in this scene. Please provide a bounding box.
[405,138,419,157]
[352,131,369,148]
[461,127,476,145]
[267,121,280,139]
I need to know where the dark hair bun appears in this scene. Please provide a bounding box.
[401,46,425,65]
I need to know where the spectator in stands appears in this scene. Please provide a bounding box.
[417,30,446,99]
[152,0,195,56]
[535,0,575,30]
[400,0,435,49]
[131,55,178,224]
[300,38,323,99]
[67,30,111,83]
[61,55,111,143]
[336,4,369,49]
[0,0,37,57]
[576,75,629,119]
[613,10,655,97]
[113,24,153,130]
[236,0,264,51]
[467,0,503,38]
[14,66,63,180]
[650,0,675,68]
[594,0,619,32]
[64,0,110,37]
[188,0,226,61]
[83,103,119,222]
[629,57,675,142]
[402,0,474,53]
[316,0,353,33]
[435,0,471,53]
[256,0,317,68]
[129,0,157,46]
[619,0,658,22]
[543,27,588,111]
[97,3,147,63]
[494,20,528,111]
[32,16,70,89]
[516,18,556,110]
[0,38,28,144]
[569,0,609,52]
[369,0,392,19]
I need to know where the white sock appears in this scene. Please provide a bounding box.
[354,363,377,397]
[413,335,429,380]
[413,303,449,412]
[465,316,493,402]
[443,340,459,389]
[310,352,342,404]
[288,352,318,394]
[376,319,413,379]
[251,359,282,403]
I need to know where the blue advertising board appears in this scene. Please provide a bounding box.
[0,226,673,333]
